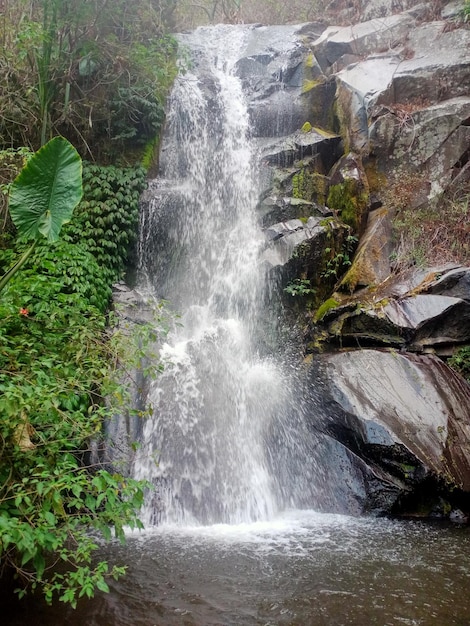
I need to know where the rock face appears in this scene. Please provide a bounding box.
[310,349,470,516]
[235,2,470,519]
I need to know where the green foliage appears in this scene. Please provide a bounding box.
[449,346,470,382]
[0,141,160,606]
[322,234,358,280]
[0,138,83,295]
[8,239,112,313]
[0,1,178,160]
[291,168,318,203]
[63,163,147,285]
[0,148,33,238]
[0,233,165,605]
[284,278,316,297]
[462,0,470,22]
[314,297,340,322]
[327,180,367,232]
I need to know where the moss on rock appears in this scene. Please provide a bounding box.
[327,179,368,232]
[315,297,340,322]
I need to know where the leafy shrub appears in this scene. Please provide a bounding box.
[63,163,147,285]
[0,142,157,606]
[449,346,470,382]
[0,148,33,239]
[4,240,112,313]
[0,275,149,605]
[0,1,178,160]
[0,239,166,605]
[322,234,358,280]
[284,278,316,297]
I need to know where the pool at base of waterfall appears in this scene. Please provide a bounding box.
[5,510,470,625]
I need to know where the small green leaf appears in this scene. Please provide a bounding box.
[96,579,110,593]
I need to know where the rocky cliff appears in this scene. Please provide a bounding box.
[250,0,470,520]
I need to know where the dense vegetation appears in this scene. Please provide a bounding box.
[0,0,177,608]
[0,0,178,160]
[0,143,159,607]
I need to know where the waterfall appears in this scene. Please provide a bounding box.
[133,25,328,526]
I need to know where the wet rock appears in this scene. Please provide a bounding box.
[338,206,393,292]
[112,283,155,325]
[382,294,470,346]
[423,267,470,302]
[234,24,328,137]
[318,263,470,351]
[326,152,370,232]
[260,128,342,169]
[310,349,470,515]
[335,54,401,151]
[258,195,332,227]
[262,216,350,302]
[449,508,469,524]
[262,217,325,267]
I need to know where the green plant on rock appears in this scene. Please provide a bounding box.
[292,168,317,202]
[449,346,470,382]
[284,278,316,297]
[322,234,358,280]
[327,180,367,232]
[314,297,340,322]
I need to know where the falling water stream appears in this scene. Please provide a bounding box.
[133,24,330,526]
[5,24,470,626]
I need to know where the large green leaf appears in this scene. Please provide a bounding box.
[9,137,83,243]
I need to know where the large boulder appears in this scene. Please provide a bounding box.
[313,12,415,74]
[370,96,470,197]
[259,127,343,169]
[311,348,470,517]
[261,216,351,301]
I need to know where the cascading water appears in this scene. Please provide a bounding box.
[133,25,328,526]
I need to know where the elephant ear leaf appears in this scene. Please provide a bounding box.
[9,136,83,243]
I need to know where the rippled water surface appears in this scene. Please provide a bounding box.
[6,511,470,625]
